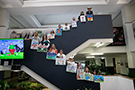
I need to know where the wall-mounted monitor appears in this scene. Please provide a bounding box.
[0,38,24,59]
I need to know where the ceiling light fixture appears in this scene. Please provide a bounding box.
[96,42,104,48]
[90,53,104,55]
[95,42,100,46]
[86,56,95,58]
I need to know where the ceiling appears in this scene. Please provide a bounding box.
[0,0,134,28]
[74,53,127,61]
[72,42,127,61]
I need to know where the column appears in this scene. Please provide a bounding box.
[0,9,10,38]
[105,57,114,74]
[121,4,135,74]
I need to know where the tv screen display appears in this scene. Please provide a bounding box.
[0,38,24,59]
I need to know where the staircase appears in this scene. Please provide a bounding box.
[13,15,113,90]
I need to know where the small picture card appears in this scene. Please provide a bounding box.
[37,44,47,52]
[77,69,84,80]
[72,21,77,28]
[66,63,77,73]
[47,34,55,39]
[55,58,66,65]
[84,73,94,81]
[80,15,86,22]
[87,14,93,21]
[30,39,38,50]
[46,52,57,60]
[63,25,70,31]
[56,28,62,36]
[94,75,104,83]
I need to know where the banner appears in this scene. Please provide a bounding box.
[87,14,93,21]
[55,58,66,65]
[30,39,38,50]
[56,28,62,35]
[108,27,126,46]
[46,52,57,60]
[80,15,86,22]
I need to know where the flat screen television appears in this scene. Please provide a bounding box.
[0,38,24,59]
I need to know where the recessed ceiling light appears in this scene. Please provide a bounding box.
[86,56,95,58]
[97,43,104,48]
[90,53,104,55]
[95,42,100,46]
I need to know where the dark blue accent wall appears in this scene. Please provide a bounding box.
[50,15,113,54]
[12,15,113,90]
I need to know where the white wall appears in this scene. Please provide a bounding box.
[0,9,5,27]
[0,27,8,38]
[36,14,78,24]
[0,9,10,28]
[100,76,134,90]
[79,46,126,54]
[115,55,129,75]
[127,52,135,68]
[125,5,135,22]
[105,57,113,67]
[0,9,10,38]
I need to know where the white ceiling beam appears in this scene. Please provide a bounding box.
[78,46,126,54]
[107,0,119,4]
[23,1,107,7]
[1,0,23,8]
[7,0,23,7]
[107,0,131,4]
[22,15,41,27]
[117,0,132,4]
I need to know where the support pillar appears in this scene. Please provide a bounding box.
[0,9,10,38]
[121,4,135,74]
[105,57,114,74]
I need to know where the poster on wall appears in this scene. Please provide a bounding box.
[94,75,104,83]
[80,15,86,22]
[72,21,77,28]
[66,63,77,73]
[46,52,57,60]
[63,25,70,31]
[77,69,84,80]
[37,43,47,52]
[30,39,38,50]
[87,14,93,21]
[84,73,93,81]
[55,58,66,65]
[56,28,62,36]
[108,27,126,46]
[47,34,55,39]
